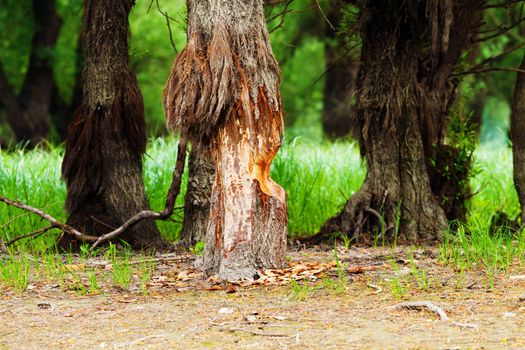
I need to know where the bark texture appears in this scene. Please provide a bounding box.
[511,52,525,225]
[321,0,482,243]
[0,0,61,146]
[59,0,167,251]
[164,0,287,280]
[179,144,215,246]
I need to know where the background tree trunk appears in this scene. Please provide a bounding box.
[59,0,168,251]
[179,143,214,246]
[164,0,287,280]
[50,40,84,141]
[322,0,357,139]
[321,1,448,243]
[0,0,61,146]
[511,51,525,225]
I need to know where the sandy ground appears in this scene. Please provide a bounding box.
[1,246,525,349]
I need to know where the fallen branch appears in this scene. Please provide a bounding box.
[390,301,449,321]
[5,226,56,246]
[218,327,290,337]
[0,197,99,243]
[0,138,188,250]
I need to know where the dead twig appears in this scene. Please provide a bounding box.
[390,301,449,321]
[218,327,290,337]
[147,0,178,53]
[5,226,56,246]
[0,197,99,243]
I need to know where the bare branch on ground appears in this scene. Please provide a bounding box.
[390,301,449,321]
[0,139,188,250]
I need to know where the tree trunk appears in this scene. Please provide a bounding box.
[164,0,287,280]
[511,52,525,225]
[0,0,60,146]
[321,1,448,243]
[322,0,357,139]
[179,143,214,246]
[51,39,84,141]
[59,0,168,251]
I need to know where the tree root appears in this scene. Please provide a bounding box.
[390,301,449,321]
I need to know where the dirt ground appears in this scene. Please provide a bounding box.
[1,245,525,350]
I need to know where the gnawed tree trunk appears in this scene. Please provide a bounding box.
[511,51,525,225]
[59,0,168,251]
[179,144,214,246]
[164,0,287,280]
[0,0,61,146]
[321,1,449,243]
[322,0,357,138]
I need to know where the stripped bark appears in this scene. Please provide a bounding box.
[59,0,168,251]
[164,0,287,280]
[511,51,525,225]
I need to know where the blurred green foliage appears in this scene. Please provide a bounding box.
[0,0,523,143]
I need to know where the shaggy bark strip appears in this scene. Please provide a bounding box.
[164,0,287,280]
[60,0,167,250]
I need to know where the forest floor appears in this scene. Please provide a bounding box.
[1,245,525,349]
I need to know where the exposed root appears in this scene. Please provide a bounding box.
[390,301,449,321]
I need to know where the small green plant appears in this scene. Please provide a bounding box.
[138,259,156,295]
[87,272,101,294]
[190,241,205,256]
[0,253,30,293]
[289,279,318,301]
[408,251,430,291]
[387,259,407,299]
[324,248,347,293]
[106,244,134,290]
[340,234,352,251]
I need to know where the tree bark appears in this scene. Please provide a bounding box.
[179,143,214,246]
[59,0,168,251]
[0,0,61,146]
[164,0,287,280]
[322,0,357,139]
[511,51,525,225]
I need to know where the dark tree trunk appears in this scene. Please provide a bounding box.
[179,143,214,246]
[164,0,287,280]
[320,0,482,241]
[51,39,84,141]
[511,52,525,225]
[321,1,449,243]
[322,0,357,139]
[0,0,61,146]
[59,0,168,251]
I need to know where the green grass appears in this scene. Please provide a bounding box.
[0,137,524,279]
[0,136,362,246]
